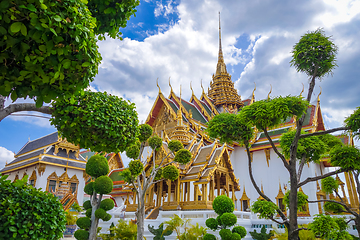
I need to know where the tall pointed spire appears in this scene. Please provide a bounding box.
[216,12,227,76]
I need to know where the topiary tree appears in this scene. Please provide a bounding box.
[74,155,115,240]
[0,174,66,239]
[120,124,192,240]
[205,195,247,240]
[309,215,351,240]
[148,223,173,240]
[0,0,139,121]
[249,225,274,240]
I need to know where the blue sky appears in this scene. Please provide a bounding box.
[1,0,360,168]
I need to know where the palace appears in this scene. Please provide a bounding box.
[108,17,359,221]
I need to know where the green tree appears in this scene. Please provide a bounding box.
[204,195,247,240]
[0,174,66,239]
[99,220,137,240]
[249,225,274,240]
[207,29,360,240]
[120,124,192,240]
[74,155,115,240]
[148,223,173,240]
[0,0,139,121]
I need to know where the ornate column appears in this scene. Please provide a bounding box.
[226,173,229,197]
[187,182,190,201]
[217,172,221,196]
[167,180,171,204]
[176,179,181,205]
[194,184,198,202]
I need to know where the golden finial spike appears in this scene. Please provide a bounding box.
[300,83,304,97]
[267,84,272,100]
[250,82,256,104]
[156,78,161,93]
[317,86,322,103]
[179,84,182,104]
[190,81,194,96]
[201,79,205,94]
[168,77,173,93]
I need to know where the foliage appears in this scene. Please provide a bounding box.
[249,225,274,240]
[280,129,327,161]
[207,113,253,145]
[345,107,360,139]
[86,155,110,178]
[95,208,107,219]
[148,135,163,150]
[181,223,208,240]
[219,229,232,240]
[138,124,153,142]
[126,144,140,159]
[324,201,345,214]
[309,214,351,239]
[100,199,115,211]
[162,165,179,181]
[0,0,100,105]
[163,214,191,239]
[321,176,339,194]
[241,96,309,130]
[103,213,112,222]
[168,140,184,153]
[77,217,91,230]
[330,145,360,170]
[51,91,139,153]
[88,0,139,39]
[94,175,113,194]
[203,233,217,240]
[220,213,237,227]
[0,174,66,239]
[119,169,133,183]
[212,195,235,215]
[251,200,278,219]
[84,182,95,195]
[148,223,172,240]
[272,225,317,240]
[129,160,144,176]
[65,210,78,225]
[83,200,92,210]
[174,149,192,164]
[283,191,308,211]
[74,229,90,240]
[205,218,218,230]
[85,208,92,218]
[232,226,247,238]
[318,134,344,150]
[290,28,338,78]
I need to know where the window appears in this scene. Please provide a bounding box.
[242,200,249,211]
[48,180,56,192]
[71,183,77,193]
[58,181,63,187]
[29,179,35,187]
[278,198,285,212]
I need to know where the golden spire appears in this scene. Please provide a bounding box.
[317,86,322,103]
[169,77,173,93]
[190,81,194,96]
[156,78,161,93]
[216,12,227,76]
[201,79,205,94]
[300,83,304,97]
[267,84,272,100]
[250,82,256,104]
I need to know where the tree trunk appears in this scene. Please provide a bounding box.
[355,217,360,238]
[0,101,52,122]
[136,196,145,240]
[89,192,102,240]
[288,162,300,240]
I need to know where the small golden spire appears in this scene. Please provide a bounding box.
[317,86,322,103]
[156,78,161,93]
[267,84,272,100]
[201,79,205,94]
[250,82,256,104]
[169,77,173,93]
[300,83,304,97]
[190,81,194,96]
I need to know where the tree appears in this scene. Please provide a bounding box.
[120,124,192,240]
[204,195,247,240]
[249,225,274,240]
[0,174,66,240]
[207,29,360,240]
[74,155,115,240]
[0,0,139,121]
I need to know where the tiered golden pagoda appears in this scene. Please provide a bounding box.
[208,13,243,113]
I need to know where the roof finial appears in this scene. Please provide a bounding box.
[317,86,322,103]
[300,83,304,97]
[201,79,205,94]
[215,12,227,76]
[156,78,161,93]
[250,82,256,104]
[169,77,173,93]
[190,81,194,96]
[267,84,272,100]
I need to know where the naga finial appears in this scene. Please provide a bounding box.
[250,82,256,104]
[267,84,272,100]
[317,86,322,103]
[300,83,304,97]
[168,77,173,93]
[190,81,194,96]
[156,78,161,93]
[201,79,205,94]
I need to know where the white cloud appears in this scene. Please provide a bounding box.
[0,146,14,170]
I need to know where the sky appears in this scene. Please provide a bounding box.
[1,0,360,169]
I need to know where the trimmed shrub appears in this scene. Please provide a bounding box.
[85,208,92,218]
[330,146,360,170]
[103,213,112,222]
[232,226,247,238]
[203,233,217,240]
[95,208,107,219]
[213,195,234,215]
[74,229,89,240]
[86,155,109,178]
[0,175,66,239]
[162,165,179,181]
[148,136,163,150]
[126,144,140,160]
[168,140,183,153]
[77,217,91,230]
[216,215,223,226]
[84,181,95,195]
[220,213,237,227]
[83,200,92,210]
[205,218,218,230]
[284,191,308,211]
[322,177,339,194]
[100,199,115,211]
[174,149,192,164]
[139,124,153,142]
[219,229,232,240]
[324,201,345,214]
[129,160,144,176]
[231,232,242,240]
[94,176,113,194]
